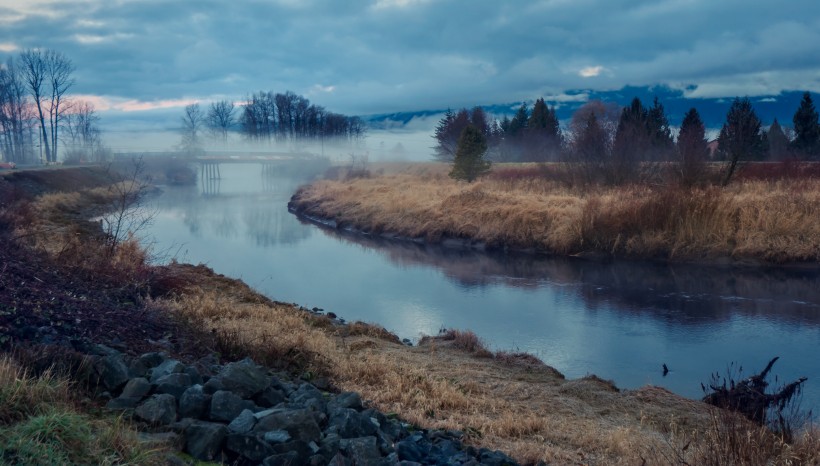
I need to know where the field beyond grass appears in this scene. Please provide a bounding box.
[289,163,820,266]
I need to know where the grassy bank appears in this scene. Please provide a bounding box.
[289,163,820,265]
[2,166,818,465]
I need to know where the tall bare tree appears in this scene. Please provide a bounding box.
[180,103,205,155]
[63,100,104,162]
[206,100,235,142]
[0,58,34,163]
[46,50,75,162]
[18,49,74,163]
[18,49,50,162]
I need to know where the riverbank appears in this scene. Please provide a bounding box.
[288,163,820,267]
[2,166,818,464]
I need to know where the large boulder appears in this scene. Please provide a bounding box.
[179,385,210,419]
[210,390,253,422]
[327,408,378,439]
[93,354,130,391]
[253,408,322,444]
[148,359,186,383]
[154,373,193,399]
[340,437,383,466]
[225,433,276,462]
[185,420,227,461]
[120,377,152,399]
[212,358,270,398]
[134,394,177,425]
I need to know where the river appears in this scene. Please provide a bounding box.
[143,164,820,413]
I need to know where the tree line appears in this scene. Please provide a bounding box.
[1,49,105,164]
[179,91,366,153]
[437,92,820,185]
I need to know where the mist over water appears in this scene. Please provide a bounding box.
[142,164,820,413]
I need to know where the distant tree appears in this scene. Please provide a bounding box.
[646,97,674,160]
[207,100,235,142]
[508,104,529,137]
[611,97,649,183]
[569,112,610,185]
[63,100,106,162]
[0,58,34,163]
[676,108,709,186]
[18,49,74,163]
[766,119,791,161]
[524,98,563,162]
[180,103,205,155]
[449,124,490,182]
[791,92,819,158]
[433,107,492,162]
[718,97,766,185]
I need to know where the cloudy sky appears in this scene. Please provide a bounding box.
[2,0,819,119]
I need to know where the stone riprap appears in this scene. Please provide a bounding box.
[94,347,520,465]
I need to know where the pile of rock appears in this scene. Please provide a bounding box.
[91,348,519,465]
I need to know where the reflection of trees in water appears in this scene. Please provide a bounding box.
[244,204,310,247]
[305,221,820,327]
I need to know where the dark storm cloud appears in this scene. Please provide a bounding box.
[1,0,818,115]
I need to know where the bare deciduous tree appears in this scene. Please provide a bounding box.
[18,49,74,163]
[0,58,35,163]
[206,100,235,142]
[64,100,105,162]
[180,103,204,155]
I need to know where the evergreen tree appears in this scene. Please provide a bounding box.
[767,118,790,161]
[432,108,469,162]
[449,124,491,182]
[676,108,708,186]
[792,92,820,158]
[524,98,563,162]
[611,97,648,183]
[647,97,674,160]
[528,98,549,129]
[718,97,766,185]
[508,104,529,136]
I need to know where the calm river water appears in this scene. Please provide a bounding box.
[143,164,820,411]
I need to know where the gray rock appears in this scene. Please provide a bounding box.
[179,385,210,419]
[328,392,363,412]
[148,359,185,383]
[202,376,224,394]
[209,390,245,422]
[263,451,301,466]
[185,420,227,461]
[254,385,286,408]
[254,408,322,443]
[139,352,167,368]
[94,355,130,391]
[106,397,141,410]
[319,432,341,460]
[326,452,352,466]
[154,373,193,399]
[184,365,203,385]
[214,358,270,398]
[263,430,291,444]
[397,439,428,462]
[328,408,378,439]
[340,436,383,466]
[271,440,312,461]
[134,394,177,425]
[120,377,152,399]
[479,448,518,466]
[227,409,257,433]
[225,433,275,462]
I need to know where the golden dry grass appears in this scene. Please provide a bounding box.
[290,166,820,264]
[161,282,813,465]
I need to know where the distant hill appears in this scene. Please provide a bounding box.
[363,86,817,130]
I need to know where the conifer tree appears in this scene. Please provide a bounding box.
[647,97,674,160]
[767,118,790,161]
[718,97,766,185]
[677,108,708,186]
[449,124,490,182]
[792,92,819,158]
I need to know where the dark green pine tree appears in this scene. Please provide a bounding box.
[647,97,674,160]
[676,108,708,186]
[767,118,790,161]
[508,104,529,136]
[792,92,820,158]
[449,124,491,182]
[528,98,549,129]
[611,97,648,183]
[718,97,766,185]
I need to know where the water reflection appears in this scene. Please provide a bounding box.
[305,222,820,328]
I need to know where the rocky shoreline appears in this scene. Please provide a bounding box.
[90,345,519,466]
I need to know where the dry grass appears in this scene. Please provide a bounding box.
[164,284,752,465]
[290,166,820,264]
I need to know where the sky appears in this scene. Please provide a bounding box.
[1,0,819,152]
